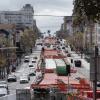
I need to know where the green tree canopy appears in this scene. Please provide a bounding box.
[73,0,100,22]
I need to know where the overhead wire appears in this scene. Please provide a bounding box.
[34,14,67,17]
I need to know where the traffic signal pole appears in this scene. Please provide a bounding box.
[93,46,98,100]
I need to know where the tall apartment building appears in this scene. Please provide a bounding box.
[63,16,73,36]
[94,23,100,51]
[83,22,100,53]
[0,4,34,29]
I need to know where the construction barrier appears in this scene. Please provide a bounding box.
[31,83,91,90]
[66,95,93,100]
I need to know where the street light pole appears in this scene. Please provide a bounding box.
[93,46,98,100]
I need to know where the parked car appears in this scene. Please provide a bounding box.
[7,74,17,82]
[24,56,30,62]
[67,53,71,57]
[33,56,38,59]
[62,47,65,49]
[0,88,7,97]
[0,81,9,94]
[0,81,8,88]
[30,57,37,63]
[20,75,29,84]
[97,82,100,87]
[65,50,68,53]
[29,70,36,76]
[84,55,90,63]
[23,74,30,81]
[0,81,8,89]
[29,62,34,67]
[31,60,36,63]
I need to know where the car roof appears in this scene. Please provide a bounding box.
[20,75,28,78]
[29,62,33,64]
[20,77,28,80]
[25,56,30,58]
[8,74,16,78]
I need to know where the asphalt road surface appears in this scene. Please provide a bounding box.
[8,49,41,94]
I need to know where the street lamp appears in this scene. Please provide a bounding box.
[93,46,98,100]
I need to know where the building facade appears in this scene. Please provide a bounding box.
[0,4,34,30]
[63,16,73,36]
[83,22,100,54]
[94,23,100,53]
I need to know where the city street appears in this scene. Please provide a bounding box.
[8,48,41,94]
[0,1,100,99]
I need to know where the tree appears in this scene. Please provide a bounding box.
[66,32,84,52]
[73,0,100,22]
[74,32,84,51]
[0,35,11,78]
[20,29,37,53]
[73,1,100,99]
[73,0,100,50]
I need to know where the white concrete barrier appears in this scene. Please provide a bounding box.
[0,94,16,100]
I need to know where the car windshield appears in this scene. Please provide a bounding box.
[20,76,28,80]
[8,75,16,78]
[0,81,6,84]
[29,65,33,67]
[32,61,36,63]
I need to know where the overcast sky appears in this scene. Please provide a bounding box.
[0,0,73,34]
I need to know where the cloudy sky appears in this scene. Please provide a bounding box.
[0,0,73,34]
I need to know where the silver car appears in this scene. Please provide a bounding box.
[20,75,29,84]
[0,81,8,89]
[0,88,7,97]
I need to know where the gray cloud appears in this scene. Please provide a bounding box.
[0,0,73,33]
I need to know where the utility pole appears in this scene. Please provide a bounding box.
[93,46,98,100]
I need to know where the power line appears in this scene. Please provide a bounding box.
[34,14,67,17]
[39,25,61,28]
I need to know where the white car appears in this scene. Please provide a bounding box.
[24,56,30,62]
[20,75,29,84]
[29,62,34,67]
[31,59,36,63]
[7,74,17,82]
[34,56,38,59]
[30,58,36,63]
[0,88,7,97]
[29,69,36,76]
[0,81,8,89]
[23,74,30,80]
